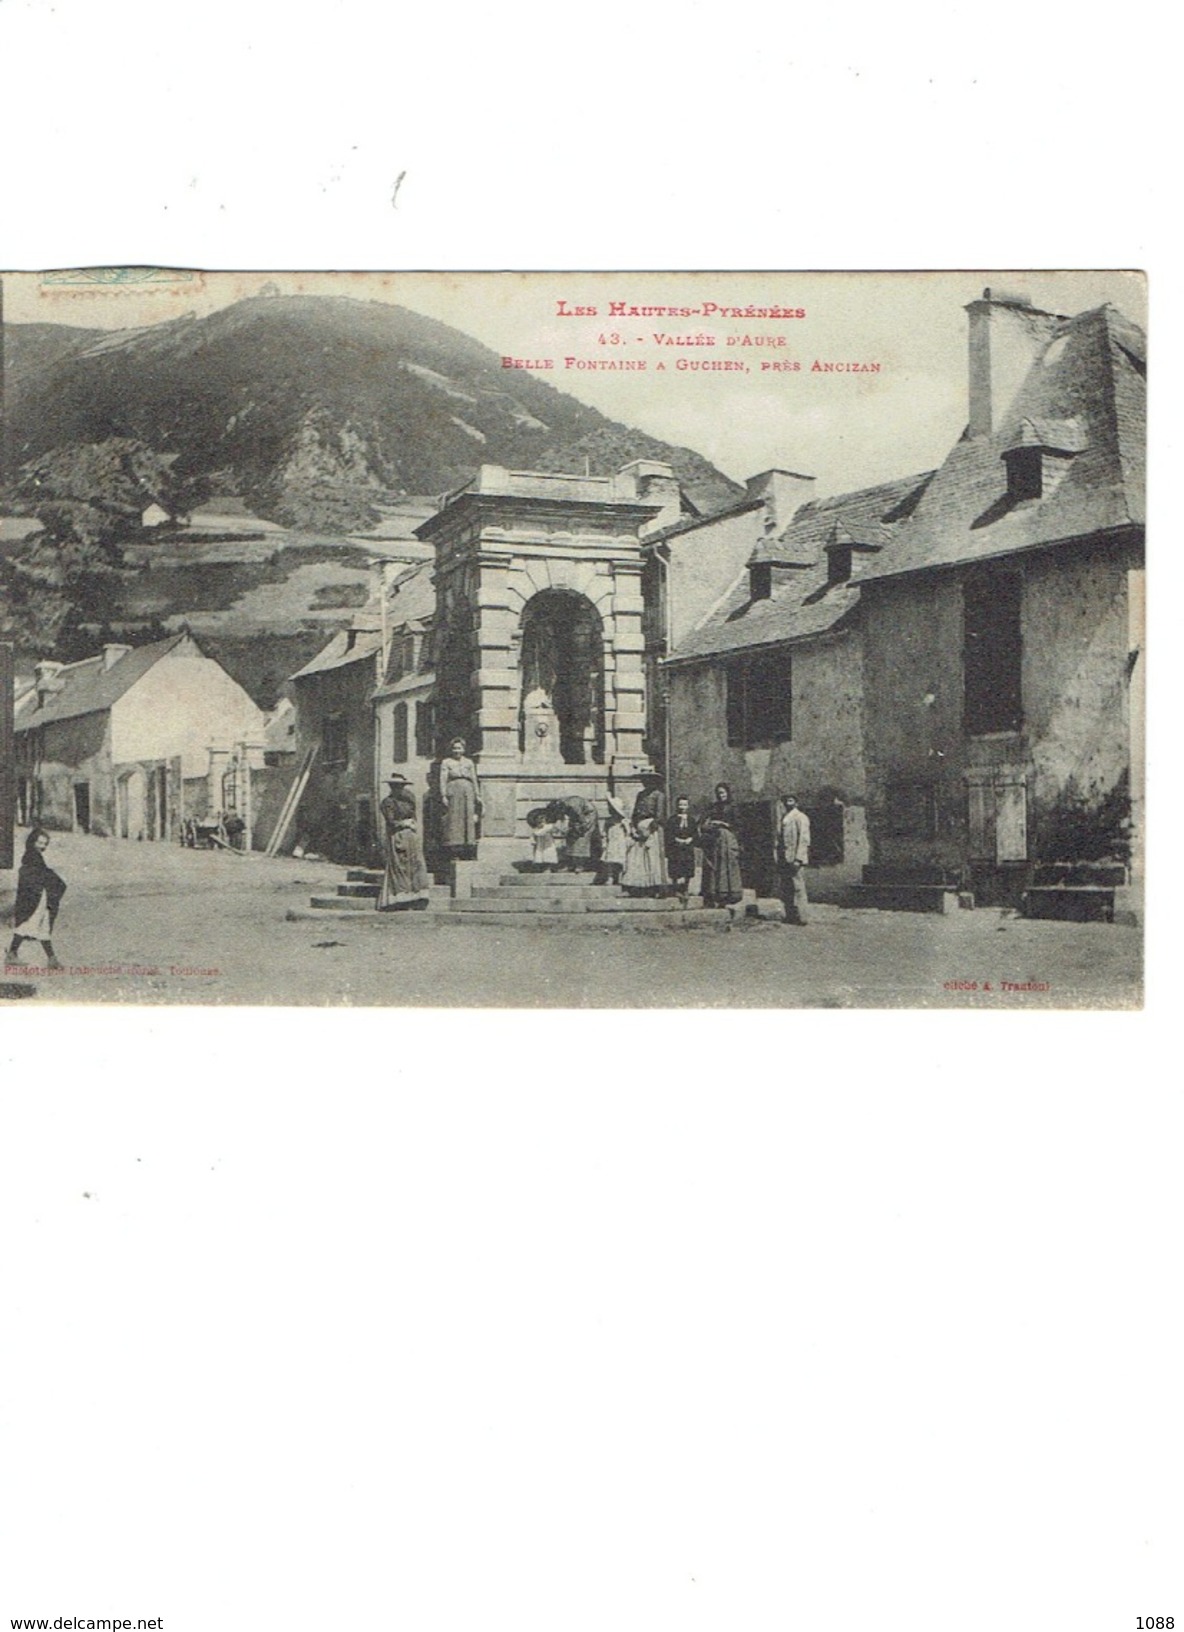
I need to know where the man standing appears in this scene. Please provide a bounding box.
[777,794,811,926]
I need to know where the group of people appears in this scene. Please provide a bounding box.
[607,779,811,922]
[377,735,481,911]
[374,739,812,926]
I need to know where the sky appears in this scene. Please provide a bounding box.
[2,269,1145,498]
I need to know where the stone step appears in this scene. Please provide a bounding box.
[346,869,385,883]
[450,897,597,915]
[1022,886,1116,923]
[433,908,733,931]
[337,882,381,898]
[288,905,437,924]
[450,894,692,915]
[499,868,601,886]
[850,884,960,914]
[309,894,376,911]
[1031,864,1127,887]
[475,885,620,902]
[862,864,960,888]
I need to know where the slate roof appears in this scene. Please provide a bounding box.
[858,303,1145,583]
[290,560,437,681]
[386,559,436,629]
[289,626,383,679]
[668,472,933,663]
[645,496,765,548]
[669,301,1145,664]
[15,634,191,729]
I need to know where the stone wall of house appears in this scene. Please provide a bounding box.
[666,508,765,648]
[292,659,381,865]
[111,646,266,778]
[667,632,869,895]
[373,681,443,875]
[20,713,116,836]
[861,536,1140,872]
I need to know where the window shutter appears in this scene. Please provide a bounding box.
[726,666,745,747]
[994,779,1028,862]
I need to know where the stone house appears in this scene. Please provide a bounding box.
[14,633,267,840]
[370,559,440,867]
[289,619,385,866]
[661,469,932,897]
[855,292,1146,906]
[661,290,1144,910]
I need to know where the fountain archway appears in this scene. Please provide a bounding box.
[518,590,605,765]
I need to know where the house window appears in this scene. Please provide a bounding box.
[963,572,1023,735]
[749,562,772,601]
[415,699,434,760]
[803,801,845,866]
[322,711,348,769]
[827,544,853,586]
[726,650,792,748]
[392,701,409,763]
[1004,447,1043,501]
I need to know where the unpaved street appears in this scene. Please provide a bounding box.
[2,830,1141,1009]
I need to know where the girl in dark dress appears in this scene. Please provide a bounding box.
[699,783,743,907]
[664,795,699,905]
[7,829,66,969]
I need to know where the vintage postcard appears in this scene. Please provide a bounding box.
[0,269,1145,1007]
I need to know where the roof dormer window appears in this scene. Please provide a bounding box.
[1001,417,1084,503]
[1004,446,1043,501]
[827,544,853,586]
[749,562,772,601]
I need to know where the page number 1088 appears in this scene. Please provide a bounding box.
[1137,1619,1173,1627]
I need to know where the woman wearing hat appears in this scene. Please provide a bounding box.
[378,774,431,911]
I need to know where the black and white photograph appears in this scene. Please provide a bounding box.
[0,4,1175,1631]
[1,269,1146,1007]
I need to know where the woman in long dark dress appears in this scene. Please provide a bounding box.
[7,829,66,969]
[378,775,431,911]
[664,795,699,905]
[699,783,743,907]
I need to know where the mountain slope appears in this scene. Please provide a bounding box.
[4,294,742,523]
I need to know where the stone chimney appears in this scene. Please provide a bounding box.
[34,659,63,707]
[966,289,1063,438]
[618,459,682,531]
[745,469,815,532]
[102,643,132,671]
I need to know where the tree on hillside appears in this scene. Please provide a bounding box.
[7,438,210,542]
[0,438,207,655]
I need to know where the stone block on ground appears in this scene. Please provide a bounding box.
[451,859,476,900]
[1111,883,1144,928]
